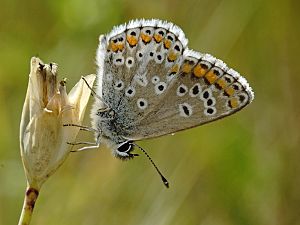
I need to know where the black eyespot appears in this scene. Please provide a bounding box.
[200,63,208,70]
[157,55,162,60]
[158,30,164,35]
[207,108,214,114]
[167,35,173,41]
[213,69,220,76]
[207,99,213,106]
[113,39,118,43]
[128,59,132,64]
[174,45,180,51]
[239,95,246,102]
[116,58,122,62]
[158,85,164,91]
[130,31,136,36]
[145,29,151,34]
[182,106,190,116]
[203,91,209,99]
[127,89,133,94]
[139,52,143,57]
[225,76,232,83]
[150,52,154,57]
[118,37,123,42]
[179,87,186,93]
[192,85,200,95]
[187,60,194,65]
[117,83,122,88]
[139,101,145,107]
[232,84,239,90]
[214,82,222,90]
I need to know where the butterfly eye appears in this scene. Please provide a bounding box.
[117,141,132,153]
[115,141,136,160]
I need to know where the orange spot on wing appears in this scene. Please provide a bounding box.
[154,34,163,43]
[141,33,152,43]
[204,71,218,84]
[215,78,227,89]
[193,64,207,77]
[224,86,235,97]
[182,63,192,73]
[171,64,180,73]
[117,43,124,51]
[110,42,119,52]
[164,39,172,49]
[127,36,138,46]
[229,98,239,108]
[167,51,177,62]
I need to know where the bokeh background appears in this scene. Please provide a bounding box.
[1,0,299,224]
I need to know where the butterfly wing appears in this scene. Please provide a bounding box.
[124,52,254,140]
[93,19,254,140]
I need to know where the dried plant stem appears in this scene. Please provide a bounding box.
[18,186,39,225]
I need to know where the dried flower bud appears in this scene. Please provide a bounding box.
[20,57,95,190]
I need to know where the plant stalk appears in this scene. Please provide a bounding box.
[18,186,39,225]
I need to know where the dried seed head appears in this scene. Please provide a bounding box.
[20,57,95,189]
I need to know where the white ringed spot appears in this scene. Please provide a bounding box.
[151,76,160,84]
[200,88,213,101]
[204,107,217,116]
[189,83,202,97]
[204,97,216,108]
[179,103,193,117]
[136,50,144,61]
[177,84,188,97]
[137,98,148,110]
[125,86,136,97]
[154,53,164,64]
[125,57,135,68]
[155,82,167,95]
[114,80,124,90]
[113,56,124,66]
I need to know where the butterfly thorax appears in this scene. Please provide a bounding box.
[90,99,137,159]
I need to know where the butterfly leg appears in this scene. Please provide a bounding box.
[69,132,101,152]
[63,123,97,132]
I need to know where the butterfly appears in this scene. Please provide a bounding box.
[73,19,254,186]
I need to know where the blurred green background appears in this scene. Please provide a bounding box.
[1,0,299,224]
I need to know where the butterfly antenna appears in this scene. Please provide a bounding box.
[132,143,169,188]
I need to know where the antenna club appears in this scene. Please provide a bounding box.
[132,143,169,188]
